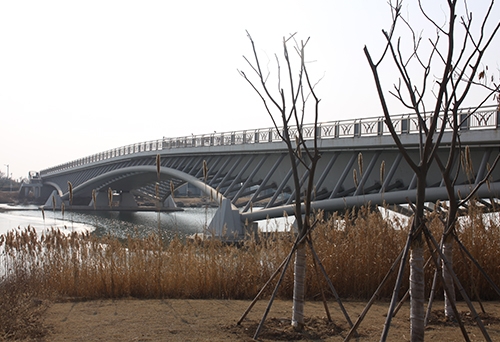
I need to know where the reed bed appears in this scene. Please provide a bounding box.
[1,207,500,303]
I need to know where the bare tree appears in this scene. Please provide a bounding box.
[364,0,500,340]
[239,31,321,331]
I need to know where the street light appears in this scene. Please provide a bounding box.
[3,164,11,192]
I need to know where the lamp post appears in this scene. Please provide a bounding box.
[4,164,10,192]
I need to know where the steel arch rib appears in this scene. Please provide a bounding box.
[241,181,500,222]
[43,181,64,197]
[60,165,226,205]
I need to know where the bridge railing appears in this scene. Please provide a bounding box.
[40,105,499,175]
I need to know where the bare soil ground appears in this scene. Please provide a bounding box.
[40,299,500,341]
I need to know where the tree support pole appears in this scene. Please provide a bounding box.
[236,250,289,325]
[306,237,354,328]
[253,233,308,340]
[422,226,471,342]
[457,239,486,313]
[344,248,404,342]
[309,239,333,322]
[424,226,491,341]
[453,233,500,298]
[380,221,421,342]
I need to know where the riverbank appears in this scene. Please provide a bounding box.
[3,207,500,340]
[42,298,500,341]
[0,191,20,205]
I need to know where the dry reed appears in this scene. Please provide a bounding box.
[1,206,499,304]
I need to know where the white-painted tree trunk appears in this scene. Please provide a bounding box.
[291,241,307,330]
[442,239,455,319]
[410,243,425,342]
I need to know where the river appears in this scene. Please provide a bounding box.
[0,204,218,240]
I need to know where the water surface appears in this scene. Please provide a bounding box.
[0,204,216,239]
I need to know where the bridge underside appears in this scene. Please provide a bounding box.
[39,135,500,238]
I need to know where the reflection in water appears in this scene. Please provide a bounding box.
[88,208,216,240]
[0,206,217,241]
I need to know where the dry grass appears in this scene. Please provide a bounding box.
[0,271,52,340]
[1,206,500,338]
[0,191,18,204]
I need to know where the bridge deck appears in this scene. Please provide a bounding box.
[33,105,500,237]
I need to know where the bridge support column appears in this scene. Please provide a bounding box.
[43,190,64,209]
[208,198,244,239]
[119,192,138,208]
[163,195,177,208]
[88,191,111,208]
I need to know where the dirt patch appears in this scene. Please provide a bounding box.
[39,299,500,341]
[427,308,500,327]
[229,316,344,341]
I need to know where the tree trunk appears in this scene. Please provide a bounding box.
[291,241,307,330]
[410,240,425,342]
[442,237,456,319]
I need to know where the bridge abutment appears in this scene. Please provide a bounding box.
[89,191,112,208]
[163,195,177,208]
[89,191,143,210]
[43,190,64,209]
[207,198,246,239]
[118,192,138,208]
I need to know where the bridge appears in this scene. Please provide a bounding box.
[28,106,500,238]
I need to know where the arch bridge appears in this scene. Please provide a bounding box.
[32,106,500,238]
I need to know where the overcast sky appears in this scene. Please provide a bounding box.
[1,1,498,180]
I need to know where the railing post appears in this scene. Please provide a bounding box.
[354,122,360,137]
[377,119,384,135]
[38,105,500,176]
[401,117,409,134]
[460,113,470,131]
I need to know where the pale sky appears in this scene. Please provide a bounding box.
[0,1,498,180]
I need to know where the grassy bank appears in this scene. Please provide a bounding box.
[1,207,500,338]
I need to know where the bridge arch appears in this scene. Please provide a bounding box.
[60,165,226,205]
[45,165,244,238]
[43,182,64,197]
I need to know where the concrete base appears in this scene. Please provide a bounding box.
[163,195,177,208]
[208,198,244,238]
[89,191,111,208]
[43,190,64,209]
[119,192,138,207]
